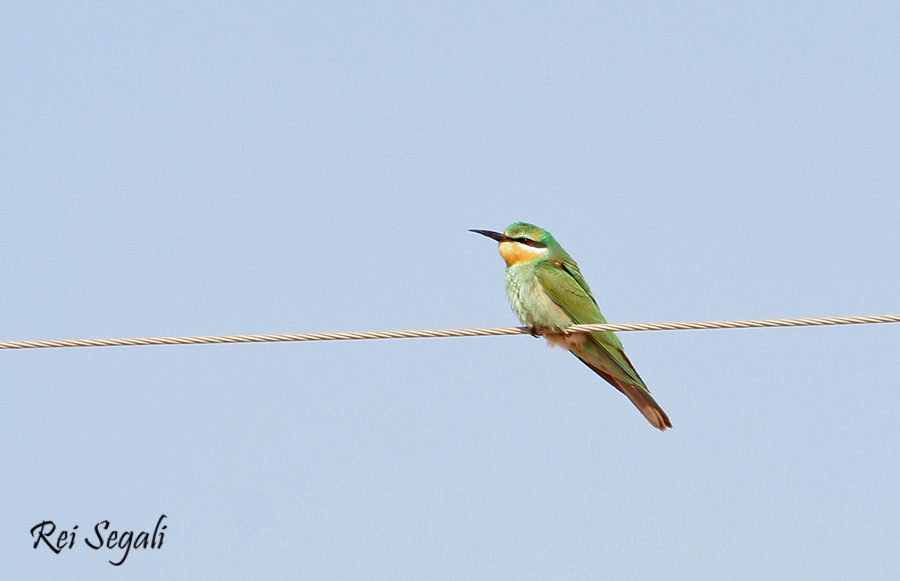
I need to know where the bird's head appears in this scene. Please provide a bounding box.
[470,222,556,267]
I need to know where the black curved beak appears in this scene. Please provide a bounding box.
[469,229,507,242]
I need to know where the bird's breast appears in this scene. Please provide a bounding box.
[504,263,573,331]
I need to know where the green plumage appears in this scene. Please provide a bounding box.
[472,222,671,431]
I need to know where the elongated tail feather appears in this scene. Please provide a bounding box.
[572,352,672,431]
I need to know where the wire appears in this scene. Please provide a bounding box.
[1,313,898,351]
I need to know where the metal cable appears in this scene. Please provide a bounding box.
[1,313,898,351]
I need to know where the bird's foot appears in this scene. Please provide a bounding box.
[528,327,542,338]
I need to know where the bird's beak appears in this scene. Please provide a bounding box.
[469,229,507,242]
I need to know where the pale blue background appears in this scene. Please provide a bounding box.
[3,2,900,579]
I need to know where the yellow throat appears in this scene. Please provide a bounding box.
[497,240,547,267]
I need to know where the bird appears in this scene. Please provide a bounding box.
[470,222,671,430]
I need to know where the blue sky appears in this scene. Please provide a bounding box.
[3,2,900,579]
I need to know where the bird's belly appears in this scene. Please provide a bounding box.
[504,267,573,332]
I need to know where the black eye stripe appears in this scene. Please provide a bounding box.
[514,237,545,248]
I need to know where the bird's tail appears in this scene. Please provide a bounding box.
[573,350,672,431]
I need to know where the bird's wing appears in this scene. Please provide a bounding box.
[534,261,671,430]
[533,260,638,383]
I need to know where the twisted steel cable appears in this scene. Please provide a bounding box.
[1,313,898,351]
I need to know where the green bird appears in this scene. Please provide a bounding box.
[471,222,671,431]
